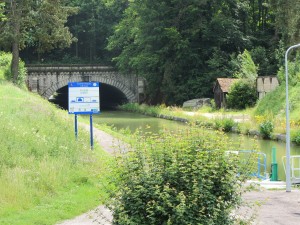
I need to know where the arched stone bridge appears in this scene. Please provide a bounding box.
[26,65,144,103]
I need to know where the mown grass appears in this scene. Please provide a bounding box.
[0,81,114,225]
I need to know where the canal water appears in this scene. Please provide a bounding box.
[92,111,300,181]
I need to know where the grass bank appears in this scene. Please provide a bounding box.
[0,81,113,225]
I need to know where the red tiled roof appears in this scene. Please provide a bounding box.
[215,78,238,93]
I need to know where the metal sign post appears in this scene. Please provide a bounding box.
[285,43,300,192]
[68,82,100,150]
[75,114,78,140]
[90,114,94,150]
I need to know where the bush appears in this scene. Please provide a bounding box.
[222,118,236,132]
[0,51,11,80]
[292,130,300,145]
[0,51,27,88]
[259,120,274,139]
[226,80,258,109]
[109,128,249,225]
[214,118,236,132]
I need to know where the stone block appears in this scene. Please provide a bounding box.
[182,98,211,109]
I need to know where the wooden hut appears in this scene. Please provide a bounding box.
[213,78,237,108]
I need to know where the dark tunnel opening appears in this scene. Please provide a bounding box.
[49,83,129,110]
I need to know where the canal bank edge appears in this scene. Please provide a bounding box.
[122,110,288,144]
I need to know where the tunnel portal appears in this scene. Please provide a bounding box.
[49,83,128,110]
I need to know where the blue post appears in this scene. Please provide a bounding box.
[75,114,78,140]
[90,114,93,150]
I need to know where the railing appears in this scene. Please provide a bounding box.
[227,150,268,180]
[282,155,300,184]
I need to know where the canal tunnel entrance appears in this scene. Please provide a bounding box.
[49,83,129,110]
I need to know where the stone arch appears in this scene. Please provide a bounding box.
[43,76,137,103]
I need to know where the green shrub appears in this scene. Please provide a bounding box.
[0,51,11,80]
[0,51,27,88]
[226,81,258,109]
[214,119,223,130]
[213,118,236,132]
[109,128,248,225]
[222,118,236,132]
[292,130,300,145]
[259,120,274,139]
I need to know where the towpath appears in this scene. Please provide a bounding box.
[57,124,300,225]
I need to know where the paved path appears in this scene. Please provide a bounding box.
[240,189,300,225]
[57,124,300,225]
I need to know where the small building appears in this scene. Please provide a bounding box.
[213,78,237,108]
[257,76,279,99]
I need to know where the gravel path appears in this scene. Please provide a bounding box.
[57,123,300,225]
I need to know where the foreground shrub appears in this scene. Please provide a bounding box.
[109,128,250,225]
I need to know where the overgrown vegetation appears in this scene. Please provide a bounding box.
[109,128,254,225]
[0,82,113,225]
[259,120,274,139]
[227,81,258,110]
[227,50,258,110]
[0,51,26,88]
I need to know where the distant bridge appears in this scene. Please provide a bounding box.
[26,65,144,103]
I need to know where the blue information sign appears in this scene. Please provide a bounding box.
[68,82,100,114]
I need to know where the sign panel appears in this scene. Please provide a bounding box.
[68,82,100,114]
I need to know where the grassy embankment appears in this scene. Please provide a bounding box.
[0,81,114,225]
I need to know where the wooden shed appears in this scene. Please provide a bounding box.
[213,78,237,108]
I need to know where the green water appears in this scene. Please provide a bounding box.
[92,111,300,181]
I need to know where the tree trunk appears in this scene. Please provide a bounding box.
[11,0,20,83]
[11,41,19,83]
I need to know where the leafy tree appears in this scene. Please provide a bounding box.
[271,0,300,45]
[0,0,76,83]
[0,2,5,21]
[277,53,300,86]
[227,49,258,109]
[233,49,258,85]
[38,0,128,64]
[108,0,249,105]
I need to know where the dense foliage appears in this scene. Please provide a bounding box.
[110,128,251,225]
[0,52,27,88]
[227,81,258,109]
[1,0,300,104]
[0,0,76,82]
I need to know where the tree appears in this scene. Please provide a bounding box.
[271,0,300,45]
[108,0,250,105]
[39,0,128,64]
[0,2,5,21]
[233,49,258,85]
[0,0,76,83]
[228,49,258,109]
